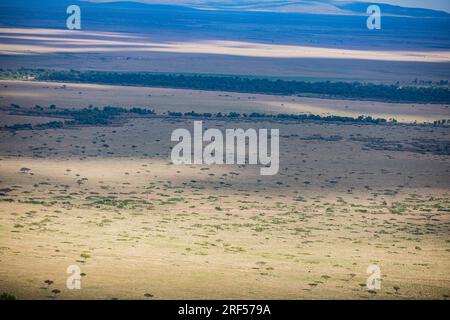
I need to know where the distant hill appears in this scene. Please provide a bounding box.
[84,0,450,17]
[337,2,450,18]
[0,0,449,50]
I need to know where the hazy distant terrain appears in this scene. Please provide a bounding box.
[1,0,450,83]
[1,0,449,48]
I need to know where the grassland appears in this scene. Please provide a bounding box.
[1,80,450,123]
[0,95,449,299]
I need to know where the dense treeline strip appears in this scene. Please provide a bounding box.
[59,106,155,125]
[1,69,450,104]
[168,110,391,124]
[2,105,449,132]
[1,106,156,130]
[2,104,450,132]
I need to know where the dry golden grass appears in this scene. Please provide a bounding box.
[0,111,449,299]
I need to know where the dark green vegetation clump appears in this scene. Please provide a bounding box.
[1,106,156,130]
[61,106,155,125]
[0,292,16,300]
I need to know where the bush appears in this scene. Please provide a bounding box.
[0,292,16,300]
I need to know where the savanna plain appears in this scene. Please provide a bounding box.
[0,80,449,300]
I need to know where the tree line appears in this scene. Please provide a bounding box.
[3,104,450,131]
[2,69,450,104]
